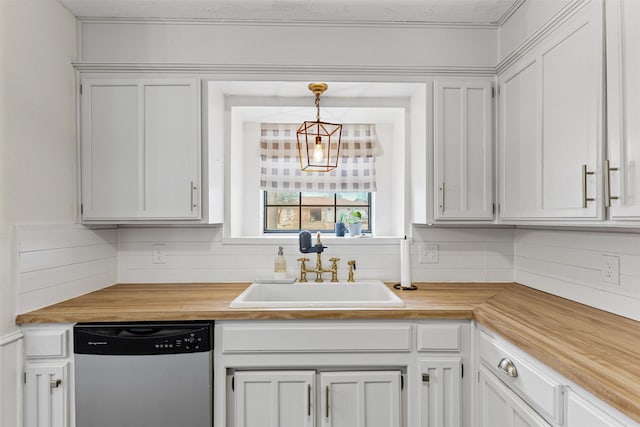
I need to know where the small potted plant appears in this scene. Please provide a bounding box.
[346,210,363,237]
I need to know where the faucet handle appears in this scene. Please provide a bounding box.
[347,260,356,282]
[297,257,310,283]
[329,257,340,282]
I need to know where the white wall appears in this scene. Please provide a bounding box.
[0,1,76,424]
[15,225,118,314]
[0,0,77,335]
[117,226,514,283]
[514,229,640,321]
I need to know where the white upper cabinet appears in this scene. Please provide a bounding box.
[498,57,539,219]
[606,0,640,219]
[433,79,494,221]
[498,0,604,221]
[80,78,201,222]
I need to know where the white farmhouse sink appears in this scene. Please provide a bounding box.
[229,280,405,309]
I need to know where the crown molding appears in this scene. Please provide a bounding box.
[496,0,527,27]
[73,62,497,77]
[76,16,499,30]
[496,0,590,74]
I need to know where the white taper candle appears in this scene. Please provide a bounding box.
[400,236,412,288]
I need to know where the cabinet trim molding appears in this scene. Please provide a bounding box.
[497,0,593,75]
[73,62,497,77]
[0,330,24,347]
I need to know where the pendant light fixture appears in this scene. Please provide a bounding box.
[296,83,342,172]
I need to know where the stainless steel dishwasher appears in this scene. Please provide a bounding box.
[74,321,213,427]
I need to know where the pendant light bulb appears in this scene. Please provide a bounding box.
[312,137,324,162]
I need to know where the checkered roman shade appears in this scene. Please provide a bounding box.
[259,123,379,192]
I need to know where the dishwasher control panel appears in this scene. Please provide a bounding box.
[74,322,213,355]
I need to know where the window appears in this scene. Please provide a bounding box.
[264,191,371,233]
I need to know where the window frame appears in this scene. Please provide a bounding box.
[263,191,372,234]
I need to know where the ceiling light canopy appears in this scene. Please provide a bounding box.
[296,83,342,173]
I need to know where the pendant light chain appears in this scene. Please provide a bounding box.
[315,94,321,122]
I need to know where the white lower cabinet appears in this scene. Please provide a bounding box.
[24,363,69,427]
[321,371,402,427]
[217,320,469,427]
[22,325,73,427]
[477,366,550,427]
[567,388,629,427]
[232,370,401,427]
[233,371,315,427]
[475,325,640,427]
[417,357,462,427]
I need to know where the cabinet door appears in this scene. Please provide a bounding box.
[320,371,401,427]
[606,0,640,219]
[566,389,626,427]
[417,357,461,427]
[234,370,315,427]
[498,57,540,219]
[81,78,200,221]
[498,0,603,220]
[143,81,200,219]
[81,80,141,219]
[477,367,551,427]
[24,363,68,427]
[434,79,494,221]
[538,0,603,219]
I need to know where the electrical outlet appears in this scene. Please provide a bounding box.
[152,244,166,264]
[601,254,620,285]
[419,243,439,264]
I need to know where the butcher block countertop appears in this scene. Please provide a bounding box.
[15,282,640,423]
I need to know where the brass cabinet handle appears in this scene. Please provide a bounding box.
[439,182,446,212]
[307,384,311,417]
[325,385,329,418]
[582,165,595,208]
[497,358,518,377]
[605,160,619,207]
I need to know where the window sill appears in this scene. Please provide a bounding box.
[222,235,406,245]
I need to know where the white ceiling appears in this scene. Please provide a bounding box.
[56,0,519,24]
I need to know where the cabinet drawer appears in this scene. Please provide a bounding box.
[222,323,412,353]
[478,329,564,424]
[416,324,461,352]
[24,329,68,359]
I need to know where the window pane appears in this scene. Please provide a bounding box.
[337,192,369,206]
[301,192,334,205]
[265,207,299,230]
[266,192,300,205]
[301,207,335,231]
[337,208,370,231]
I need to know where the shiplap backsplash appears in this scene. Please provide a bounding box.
[514,229,640,321]
[16,225,117,313]
[117,226,515,283]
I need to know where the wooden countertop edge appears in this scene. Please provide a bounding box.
[14,281,640,423]
[16,309,476,323]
